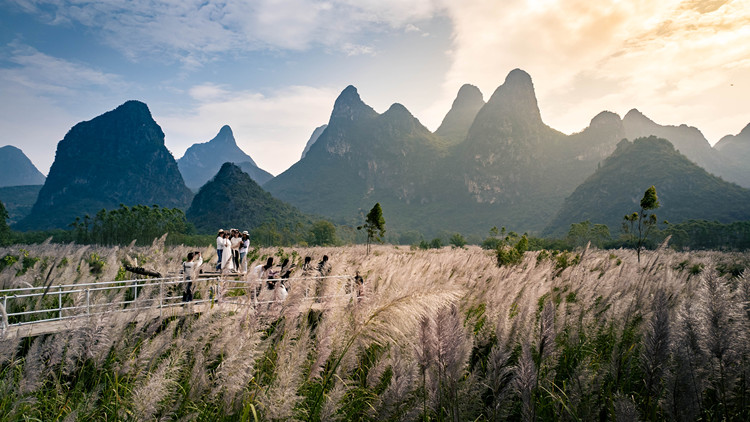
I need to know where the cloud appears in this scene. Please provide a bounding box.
[7,0,446,64]
[439,0,750,141]
[157,85,341,175]
[0,42,126,96]
[0,42,130,174]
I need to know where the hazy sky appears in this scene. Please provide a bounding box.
[1,0,748,176]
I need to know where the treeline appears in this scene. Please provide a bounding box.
[70,204,193,246]
[2,198,749,251]
[0,201,347,248]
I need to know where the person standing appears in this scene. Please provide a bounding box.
[221,231,233,273]
[215,229,224,270]
[182,251,202,302]
[230,229,242,271]
[239,231,250,274]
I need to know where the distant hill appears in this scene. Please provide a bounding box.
[186,162,311,233]
[434,84,484,144]
[178,125,272,189]
[543,136,750,237]
[300,124,327,159]
[715,123,750,187]
[621,109,750,188]
[0,145,46,187]
[0,185,41,226]
[16,101,192,231]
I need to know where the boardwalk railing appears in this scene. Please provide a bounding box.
[1,274,359,335]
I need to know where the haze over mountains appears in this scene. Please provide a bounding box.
[4,68,750,238]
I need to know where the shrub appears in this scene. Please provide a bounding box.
[0,254,19,272]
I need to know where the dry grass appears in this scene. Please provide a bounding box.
[0,242,748,420]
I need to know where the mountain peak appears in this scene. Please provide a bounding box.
[455,84,484,106]
[384,102,413,117]
[590,111,622,127]
[300,124,328,159]
[217,125,233,138]
[484,68,542,124]
[330,85,377,121]
[210,125,237,146]
[0,145,46,187]
[113,100,152,118]
[623,108,654,125]
[505,68,534,88]
[177,125,269,190]
[435,84,485,143]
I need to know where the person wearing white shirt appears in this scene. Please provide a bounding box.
[182,251,202,302]
[215,229,224,270]
[239,231,250,274]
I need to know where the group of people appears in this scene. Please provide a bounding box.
[215,228,250,273]
[180,236,337,303]
[249,254,332,301]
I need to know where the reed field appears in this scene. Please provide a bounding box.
[0,239,749,421]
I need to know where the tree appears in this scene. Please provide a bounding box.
[567,220,611,248]
[0,200,12,246]
[358,203,386,255]
[309,220,337,246]
[449,233,467,248]
[623,185,660,263]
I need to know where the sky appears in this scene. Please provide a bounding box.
[1,0,748,177]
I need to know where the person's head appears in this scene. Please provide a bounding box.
[281,258,289,268]
[264,257,274,269]
[218,229,224,236]
[187,252,194,261]
[322,255,328,263]
[304,256,312,265]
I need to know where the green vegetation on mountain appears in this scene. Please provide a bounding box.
[17,101,192,231]
[265,85,453,236]
[544,136,750,236]
[177,125,272,190]
[0,145,46,187]
[186,162,314,239]
[0,185,41,225]
[452,70,626,232]
[266,70,634,238]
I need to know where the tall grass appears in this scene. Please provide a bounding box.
[0,241,748,420]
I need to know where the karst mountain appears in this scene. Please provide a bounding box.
[16,101,193,230]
